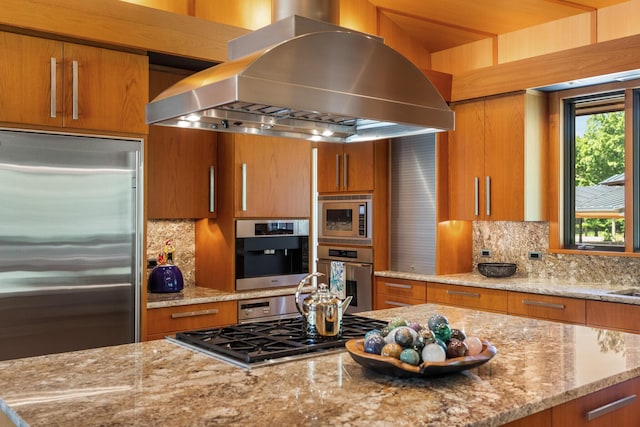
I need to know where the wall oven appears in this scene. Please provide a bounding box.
[316,245,372,314]
[318,194,372,245]
[235,219,309,291]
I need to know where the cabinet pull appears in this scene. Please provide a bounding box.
[171,308,219,319]
[474,176,479,216]
[72,60,79,120]
[384,300,411,307]
[522,299,565,310]
[446,289,481,298]
[335,154,340,189]
[384,283,413,289]
[209,166,215,213]
[485,175,491,216]
[50,57,57,118]
[343,153,348,189]
[585,394,636,421]
[241,163,247,211]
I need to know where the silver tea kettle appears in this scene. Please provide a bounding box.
[295,272,352,339]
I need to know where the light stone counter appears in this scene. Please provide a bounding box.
[377,271,640,306]
[147,285,312,309]
[2,304,640,426]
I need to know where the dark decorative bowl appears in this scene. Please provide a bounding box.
[478,262,517,278]
[346,339,497,378]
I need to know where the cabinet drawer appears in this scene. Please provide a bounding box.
[375,278,426,300]
[427,283,508,312]
[552,377,640,426]
[375,293,425,309]
[586,300,640,333]
[508,292,585,324]
[146,301,237,339]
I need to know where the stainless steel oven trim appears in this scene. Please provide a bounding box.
[236,273,309,291]
[318,194,372,246]
[237,294,304,323]
[236,218,309,238]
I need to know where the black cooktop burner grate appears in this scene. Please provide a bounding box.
[174,313,387,365]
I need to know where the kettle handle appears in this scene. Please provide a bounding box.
[295,272,324,316]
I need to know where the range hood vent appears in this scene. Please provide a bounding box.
[146,16,454,143]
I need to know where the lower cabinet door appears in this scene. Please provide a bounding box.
[427,282,508,313]
[508,292,585,324]
[552,377,640,426]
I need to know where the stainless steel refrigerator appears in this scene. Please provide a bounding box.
[0,128,142,361]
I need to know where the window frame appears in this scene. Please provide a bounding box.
[549,80,640,257]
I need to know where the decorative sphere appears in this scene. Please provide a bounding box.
[464,336,484,356]
[427,313,449,331]
[400,348,421,366]
[364,335,386,355]
[421,343,446,362]
[381,343,403,359]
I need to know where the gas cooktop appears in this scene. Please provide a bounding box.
[168,314,387,368]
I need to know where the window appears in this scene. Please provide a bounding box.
[563,91,628,251]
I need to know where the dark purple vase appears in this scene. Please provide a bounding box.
[148,264,184,293]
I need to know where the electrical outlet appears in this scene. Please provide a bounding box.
[528,251,542,260]
[480,249,492,257]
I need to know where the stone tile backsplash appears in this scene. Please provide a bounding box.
[473,221,640,287]
[146,220,196,287]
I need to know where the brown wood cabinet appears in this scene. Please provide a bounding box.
[147,68,217,219]
[374,277,426,309]
[0,31,147,134]
[551,377,640,426]
[317,141,374,193]
[145,301,237,341]
[507,292,586,324]
[427,282,508,313]
[219,133,311,218]
[502,377,640,426]
[448,91,547,221]
[586,300,640,333]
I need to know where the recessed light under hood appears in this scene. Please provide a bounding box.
[146,16,455,143]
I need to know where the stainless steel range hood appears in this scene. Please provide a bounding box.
[146,15,454,143]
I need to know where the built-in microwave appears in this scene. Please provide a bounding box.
[318,194,372,245]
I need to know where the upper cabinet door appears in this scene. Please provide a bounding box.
[448,100,485,221]
[232,134,311,218]
[317,141,375,193]
[0,31,64,127]
[62,42,148,134]
[147,68,218,219]
[0,31,147,134]
[448,92,548,221]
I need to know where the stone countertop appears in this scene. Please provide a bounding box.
[376,271,640,305]
[147,285,312,309]
[2,304,640,426]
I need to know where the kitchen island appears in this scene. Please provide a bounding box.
[2,303,640,426]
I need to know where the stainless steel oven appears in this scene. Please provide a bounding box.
[316,245,372,314]
[235,219,309,291]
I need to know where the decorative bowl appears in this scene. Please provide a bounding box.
[478,262,517,278]
[345,339,497,378]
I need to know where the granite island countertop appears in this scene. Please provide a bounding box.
[148,272,640,310]
[377,271,640,306]
[2,303,640,426]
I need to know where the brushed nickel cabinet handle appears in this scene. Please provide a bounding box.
[585,394,636,421]
[209,166,215,213]
[474,176,479,216]
[72,60,79,120]
[50,57,57,118]
[384,283,413,289]
[384,300,411,307]
[446,289,481,298]
[343,153,348,189]
[486,175,491,216]
[171,308,219,319]
[522,299,565,310]
[335,154,340,189]
[241,163,247,211]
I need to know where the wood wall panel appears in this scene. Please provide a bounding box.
[598,0,640,42]
[498,13,595,64]
[431,38,495,75]
[340,0,378,35]
[195,0,271,30]
[378,11,430,70]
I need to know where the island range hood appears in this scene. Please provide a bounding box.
[146,14,454,143]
